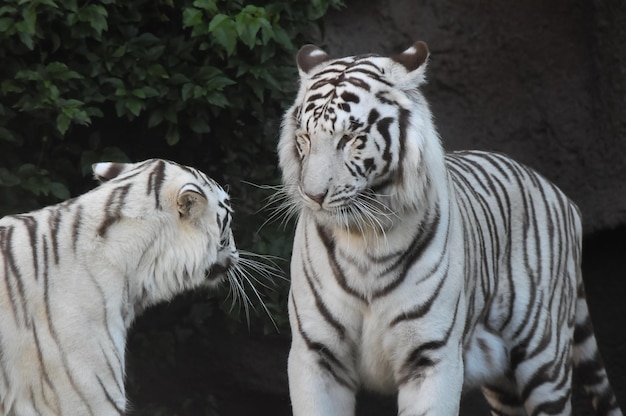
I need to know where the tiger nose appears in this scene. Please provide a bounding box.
[305,191,327,206]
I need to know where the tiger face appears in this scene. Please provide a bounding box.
[92,159,238,307]
[279,42,432,231]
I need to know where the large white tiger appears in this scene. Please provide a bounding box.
[0,159,239,415]
[278,42,623,415]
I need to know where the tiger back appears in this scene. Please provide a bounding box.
[0,159,237,415]
[279,42,622,415]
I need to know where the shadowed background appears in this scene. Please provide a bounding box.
[131,0,626,414]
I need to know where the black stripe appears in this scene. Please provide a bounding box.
[341,91,360,103]
[302,228,348,339]
[398,294,461,385]
[32,323,62,411]
[529,392,570,416]
[147,159,166,210]
[106,162,146,184]
[393,108,410,188]
[48,209,63,265]
[521,344,571,409]
[510,292,544,371]
[520,362,553,402]
[100,343,124,398]
[71,204,84,253]
[376,117,394,177]
[98,184,131,237]
[506,163,539,341]
[368,109,380,125]
[0,226,28,327]
[336,134,351,150]
[389,267,447,327]
[343,76,372,91]
[523,314,553,363]
[41,239,95,414]
[577,351,608,386]
[372,207,440,299]
[96,375,126,415]
[15,215,39,279]
[448,165,495,296]
[290,295,356,390]
[315,223,367,302]
[573,315,594,344]
[345,69,392,87]
[89,270,125,374]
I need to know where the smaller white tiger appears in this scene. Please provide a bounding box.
[0,159,238,415]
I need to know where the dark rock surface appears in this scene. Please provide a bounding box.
[322,0,626,234]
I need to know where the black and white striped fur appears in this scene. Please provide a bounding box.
[278,41,622,415]
[0,159,238,415]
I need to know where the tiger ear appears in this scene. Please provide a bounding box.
[297,44,331,74]
[93,162,127,183]
[177,184,208,220]
[391,41,429,72]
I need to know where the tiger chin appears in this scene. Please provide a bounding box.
[279,42,623,416]
[0,159,237,415]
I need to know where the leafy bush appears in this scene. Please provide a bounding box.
[0,0,340,210]
[0,0,342,412]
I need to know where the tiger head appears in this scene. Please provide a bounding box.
[279,41,443,232]
[92,159,238,309]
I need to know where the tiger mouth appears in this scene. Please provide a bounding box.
[313,196,397,233]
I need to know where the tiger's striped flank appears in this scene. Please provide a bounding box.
[279,42,622,415]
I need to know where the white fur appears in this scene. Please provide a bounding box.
[281,48,467,416]
[0,159,236,415]
[279,45,615,416]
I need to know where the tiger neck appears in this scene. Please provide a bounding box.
[321,189,449,259]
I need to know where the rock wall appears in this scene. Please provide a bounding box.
[322,0,626,233]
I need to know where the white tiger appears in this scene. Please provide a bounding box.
[278,41,622,415]
[0,159,238,415]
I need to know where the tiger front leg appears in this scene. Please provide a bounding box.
[395,343,464,416]
[287,327,358,416]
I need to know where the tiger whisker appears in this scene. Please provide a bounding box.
[357,198,392,228]
[225,269,244,313]
[231,263,279,331]
[240,180,284,191]
[241,260,287,284]
[236,258,280,290]
[254,185,301,233]
[238,249,285,264]
[358,191,399,219]
[226,268,254,326]
[352,200,387,247]
[226,277,240,311]
[348,204,369,245]
[239,181,301,234]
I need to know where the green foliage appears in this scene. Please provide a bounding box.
[0,0,342,413]
[0,0,342,213]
